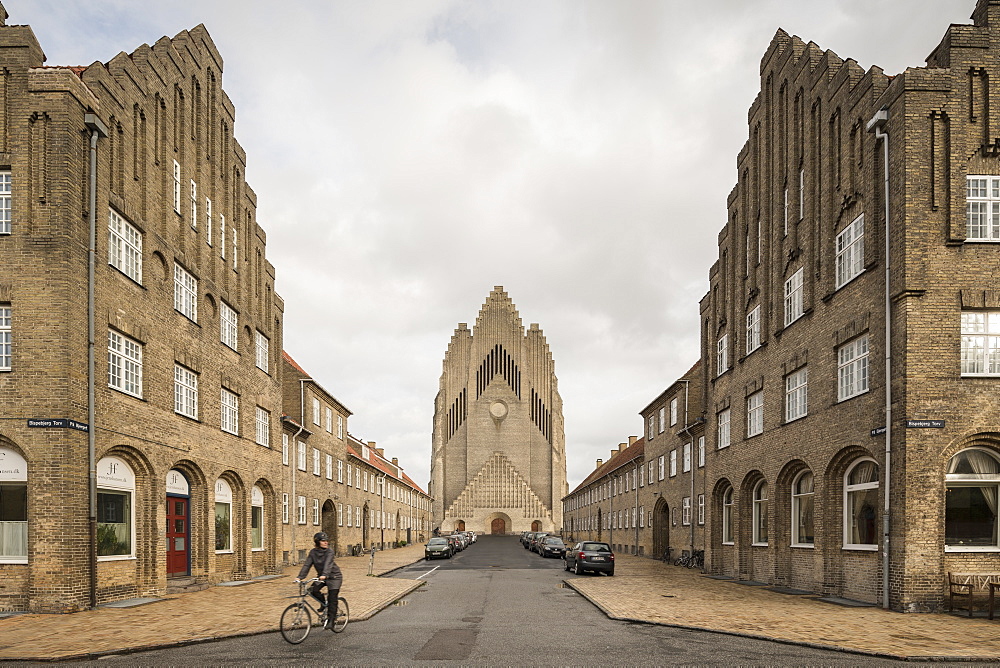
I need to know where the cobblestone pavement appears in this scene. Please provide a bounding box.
[567,553,1000,662]
[0,544,427,662]
[2,544,999,662]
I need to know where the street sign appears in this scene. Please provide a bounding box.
[27,418,89,432]
[905,419,944,429]
[870,426,886,437]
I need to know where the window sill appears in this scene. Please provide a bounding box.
[837,389,870,404]
[215,550,234,554]
[252,548,265,553]
[843,545,878,552]
[944,545,1000,552]
[0,557,28,564]
[722,541,734,546]
[751,542,768,548]
[98,555,136,562]
[790,543,814,549]
[964,239,1000,243]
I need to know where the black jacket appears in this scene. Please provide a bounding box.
[297,546,343,587]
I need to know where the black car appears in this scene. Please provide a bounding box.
[539,536,566,558]
[564,541,614,575]
[425,537,453,559]
[529,532,548,553]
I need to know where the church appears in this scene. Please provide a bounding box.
[430,288,567,535]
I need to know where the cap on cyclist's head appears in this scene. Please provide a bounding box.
[313,531,329,545]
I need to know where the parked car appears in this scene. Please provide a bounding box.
[519,531,530,547]
[450,533,467,550]
[467,531,477,543]
[425,537,453,560]
[564,541,615,575]
[529,532,549,553]
[539,536,567,558]
[446,534,462,552]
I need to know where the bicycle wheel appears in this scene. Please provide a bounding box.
[280,602,313,644]
[332,597,349,633]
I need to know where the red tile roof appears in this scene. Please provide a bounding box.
[568,437,645,496]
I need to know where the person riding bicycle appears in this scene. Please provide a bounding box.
[295,531,343,630]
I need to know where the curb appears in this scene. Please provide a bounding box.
[561,580,1000,664]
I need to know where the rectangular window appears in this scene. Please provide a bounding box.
[746,306,761,354]
[190,180,198,226]
[647,415,654,440]
[783,186,789,236]
[747,391,764,437]
[697,494,705,525]
[313,499,320,525]
[799,168,804,220]
[669,450,677,477]
[785,367,808,422]
[221,388,239,435]
[108,330,142,398]
[220,301,238,350]
[838,334,870,400]
[220,214,226,259]
[347,464,352,486]
[97,490,132,557]
[682,442,691,473]
[282,493,289,524]
[312,398,321,426]
[337,460,343,483]
[961,312,1000,376]
[682,497,691,526]
[783,268,803,326]
[282,434,289,466]
[325,407,333,433]
[717,334,728,375]
[718,408,730,449]
[108,209,142,283]
[0,306,9,371]
[251,503,263,549]
[698,436,705,467]
[232,225,238,271]
[174,364,198,419]
[255,331,269,372]
[172,161,181,213]
[297,496,306,525]
[255,406,269,446]
[313,448,320,476]
[298,441,307,472]
[648,460,655,484]
[0,171,10,234]
[206,197,213,245]
[337,503,343,527]
[658,455,665,481]
[326,454,333,480]
[658,407,666,433]
[669,398,678,426]
[966,176,1000,240]
[173,264,197,322]
[338,416,344,439]
[835,214,865,288]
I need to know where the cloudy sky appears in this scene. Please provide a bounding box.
[13,0,966,491]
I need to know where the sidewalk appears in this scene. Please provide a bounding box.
[566,553,1000,662]
[0,544,428,662]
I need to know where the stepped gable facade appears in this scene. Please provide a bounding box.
[430,287,567,534]
[699,0,1000,610]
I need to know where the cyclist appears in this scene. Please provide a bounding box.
[295,531,343,630]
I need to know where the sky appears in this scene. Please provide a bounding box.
[11,0,969,492]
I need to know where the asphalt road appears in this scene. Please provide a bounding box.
[76,536,961,666]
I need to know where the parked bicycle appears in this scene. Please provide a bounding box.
[674,549,704,569]
[661,546,673,563]
[280,577,349,643]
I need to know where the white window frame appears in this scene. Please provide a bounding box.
[220,214,226,259]
[843,458,879,550]
[282,434,289,466]
[752,481,768,546]
[97,456,136,560]
[215,478,233,553]
[784,367,808,423]
[174,364,198,419]
[838,334,870,401]
[0,305,9,371]
[746,391,763,438]
[0,447,27,561]
[337,459,343,483]
[783,268,804,326]
[325,407,333,433]
[658,407,666,433]
[682,496,691,526]
[173,263,198,322]
[647,415,654,440]
[337,503,343,527]
[717,333,728,376]
[251,486,264,551]
[220,388,239,435]
[172,160,181,213]
[326,454,333,480]
[255,330,269,372]
[298,441,307,472]
[108,330,142,398]
[282,493,289,524]
[682,442,691,473]
[961,312,1000,376]
[297,495,306,525]
[945,448,1000,551]
[791,471,814,547]
[799,168,805,220]
[718,408,730,449]
[669,398,678,426]
[312,398,321,426]
[722,487,734,544]
[783,186,789,236]
[746,306,761,354]
[658,455,665,481]
[255,407,269,447]
[835,214,865,288]
[698,436,705,468]
[313,498,320,525]
[220,301,238,350]
[190,180,198,227]
[338,415,344,439]
[966,176,1000,241]
[669,450,677,477]
[697,494,705,525]
[0,171,10,234]
[205,197,213,245]
[648,460,655,484]
[108,209,142,283]
[313,448,320,476]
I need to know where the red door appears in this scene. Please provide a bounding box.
[166,497,189,577]
[491,518,505,535]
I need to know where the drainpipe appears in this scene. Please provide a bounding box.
[634,460,639,555]
[677,380,696,560]
[84,113,107,610]
[291,379,306,561]
[866,107,891,610]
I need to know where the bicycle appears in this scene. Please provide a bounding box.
[661,546,673,563]
[279,578,349,643]
[674,549,705,569]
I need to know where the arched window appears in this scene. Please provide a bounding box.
[251,485,264,551]
[844,459,878,549]
[215,478,233,552]
[0,447,27,561]
[97,456,135,559]
[791,471,814,546]
[752,481,768,545]
[722,487,734,544]
[946,448,1000,549]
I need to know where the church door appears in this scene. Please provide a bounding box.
[457,520,466,531]
[491,518,505,535]
[531,520,541,532]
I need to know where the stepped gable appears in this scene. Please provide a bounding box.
[446,452,551,521]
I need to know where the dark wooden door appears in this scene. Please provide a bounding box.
[531,520,541,532]
[490,518,505,535]
[166,496,189,577]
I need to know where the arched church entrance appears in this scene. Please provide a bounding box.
[531,520,541,532]
[456,520,466,531]
[486,512,512,535]
[652,497,670,559]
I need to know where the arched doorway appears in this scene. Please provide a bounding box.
[653,497,670,559]
[531,520,541,532]
[321,500,337,552]
[597,508,603,540]
[456,520,466,531]
[362,504,370,547]
[491,518,505,534]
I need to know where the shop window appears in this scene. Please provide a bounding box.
[0,447,27,561]
[215,478,233,552]
[946,448,1000,550]
[97,456,135,559]
[844,459,879,549]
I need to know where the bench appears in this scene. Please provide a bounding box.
[947,572,1000,618]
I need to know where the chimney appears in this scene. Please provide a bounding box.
[392,457,398,466]
[596,459,603,469]
[618,443,626,452]
[628,435,638,446]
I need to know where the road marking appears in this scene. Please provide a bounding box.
[415,565,441,580]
